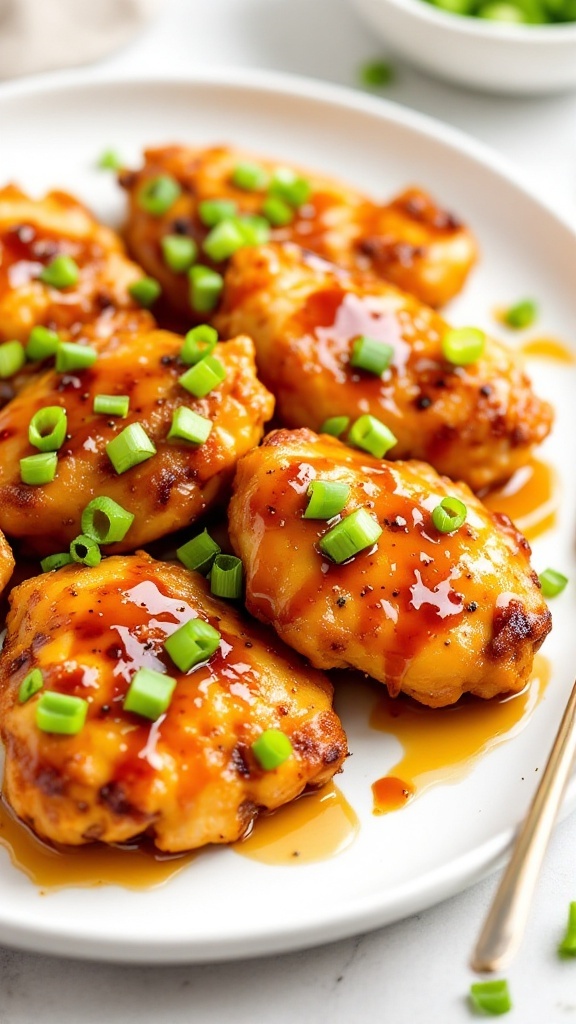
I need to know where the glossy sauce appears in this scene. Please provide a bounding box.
[520,336,576,365]
[482,458,558,541]
[371,654,550,814]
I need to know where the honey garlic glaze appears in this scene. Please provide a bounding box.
[520,337,576,365]
[481,458,558,542]
[371,653,550,814]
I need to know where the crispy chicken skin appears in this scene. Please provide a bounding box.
[0,552,347,850]
[0,529,14,596]
[229,429,551,708]
[0,330,274,557]
[121,144,477,314]
[217,244,553,491]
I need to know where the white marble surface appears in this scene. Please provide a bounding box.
[2,1,576,1020]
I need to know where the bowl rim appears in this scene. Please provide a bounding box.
[353,0,576,41]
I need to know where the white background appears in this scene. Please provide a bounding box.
[1,1,576,1021]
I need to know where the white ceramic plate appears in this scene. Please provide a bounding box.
[0,70,575,965]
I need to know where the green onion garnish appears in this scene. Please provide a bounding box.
[93,394,130,418]
[348,414,397,458]
[25,326,60,362]
[177,529,221,573]
[558,901,576,956]
[40,552,73,572]
[161,234,198,273]
[477,2,528,18]
[164,618,221,672]
[70,534,102,567]
[81,496,134,545]
[251,729,293,770]
[202,219,246,262]
[20,451,57,486]
[442,326,486,366]
[350,336,394,376]
[36,691,88,735]
[304,480,350,520]
[262,196,294,227]
[269,168,311,208]
[432,496,467,533]
[55,342,97,374]
[469,979,512,1016]
[179,355,226,398]
[198,199,237,227]
[18,669,44,704]
[106,423,157,474]
[189,265,224,313]
[210,554,243,599]
[360,60,394,88]
[138,175,181,217]
[503,299,538,329]
[97,149,122,171]
[128,276,162,308]
[39,255,79,289]
[231,162,268,192]
[167,406,213,446]
[180,324,218,366]
[123,667,177,721]
[28,406,67,452]
[0,340,25,379]
[320,415,350,438]
[319,507,382,564]
[236,214,271,246]
[539,568,568,598]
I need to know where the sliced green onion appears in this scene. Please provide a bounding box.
[93,394,130,418]
[177,529,221,574]
[360,60,394,88]
[236,214,271,246]
[432,496,467,533]
[39,255,79,289]
[180,324,218,366]
[167,406,213,445]
[469,980,512,1016]
[262,196,294,227]
[179,355,226,398]
[123,667,177,721]
[28,406,67,452]
[128,276,162,308]
[138,174,181,217]
[539,568,568,598]
[81,496,134,544]
[161,234,198,273]
[189,265,224,313]
[304,480,350,520]
[202,218,245,262]
[320,415,350,438]
[106,423,157,474]
[210,554,243,599]
[70,534,102,567]
[36,691,88,735]
[251,729,293,770]
[477,2,528,17]
[0,340,25,379]
[350,336,394,376]
[18,668,44,704]
[20,451,57,486]
[503,299,538,329]
[558,901,576,956]
[442,326,486,366]
[55,342,97,373]
[164,618,221,672]
[269,168,311,208]
[198,199,237,227]
[348,414,397,458]
[231,162,268,192]
[319,507,382,564]
[25,326,60,362]
[40,552,73,572]
[97,149,122,171]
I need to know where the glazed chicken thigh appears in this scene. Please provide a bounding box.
[121,144,477,315]
[216,244,553,491]
[0,327,273,557]
[0,530,14,596]
[229,429,551,708]
[0,552,347,850]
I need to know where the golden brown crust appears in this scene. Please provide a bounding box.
[0,529,14,596]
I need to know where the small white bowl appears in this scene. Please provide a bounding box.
[351,0,576,93]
